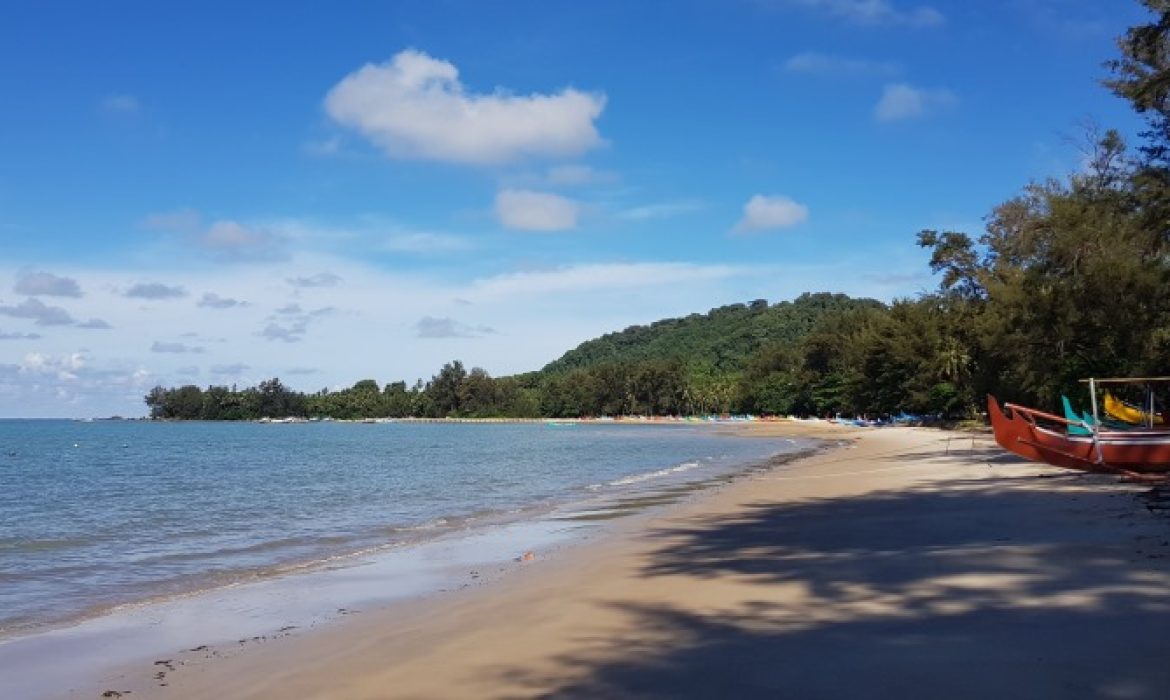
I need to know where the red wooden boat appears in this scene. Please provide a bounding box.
[988,378,1170,476]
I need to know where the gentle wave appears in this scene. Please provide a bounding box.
[608,460,702,486]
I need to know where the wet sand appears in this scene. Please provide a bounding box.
[86,425,1170,698]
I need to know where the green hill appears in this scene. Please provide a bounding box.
[540,292,885,376]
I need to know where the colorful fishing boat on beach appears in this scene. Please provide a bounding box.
[988,377,1170,477]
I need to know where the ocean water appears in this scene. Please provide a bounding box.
[0,419,806,640]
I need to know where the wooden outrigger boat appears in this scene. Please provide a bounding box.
[988,377,1170,477]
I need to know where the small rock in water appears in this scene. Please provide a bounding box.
[520,551,536,562]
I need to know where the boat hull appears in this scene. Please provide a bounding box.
[988,395,1170,474]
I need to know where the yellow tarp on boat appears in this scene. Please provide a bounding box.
[1103,391,1165,425]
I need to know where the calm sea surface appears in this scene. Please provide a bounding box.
[0,420,804,639]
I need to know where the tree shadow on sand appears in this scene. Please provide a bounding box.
[500,469,1170,699]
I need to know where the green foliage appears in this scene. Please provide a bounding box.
[541,293,884,376]
[1106,1,1170,166]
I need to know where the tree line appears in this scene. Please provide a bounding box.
[146,2,1170,421]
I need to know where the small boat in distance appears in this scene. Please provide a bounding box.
[989,377,1170,478]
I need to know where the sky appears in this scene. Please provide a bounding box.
[0,0,1151,417]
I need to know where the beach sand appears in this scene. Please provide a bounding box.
[95,425,1170,699]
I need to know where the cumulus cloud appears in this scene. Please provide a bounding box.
[874,83,957,121]
[325,49,606,165]
[199,220,287,262]
[0,330,42,340]
[14,271,83,297]
[783,52,899,77]
[0,351,155,415]
[21,352,88,381]
[198,292,247,309]
[261,322,308,343]
[780,0,943,26]
[288,272,342,288]
[495,189,580,231]
[76,319,113,330]
[151,341,205,354]
[733,195,810,233]
[175,366,201,376]
[0,298,76,326]
[125,282,187,300]
[141,210,287,262]
[414,316,496,339]
[260,302,335,343]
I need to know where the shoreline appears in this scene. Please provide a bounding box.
[0,424,828,699]
[104,424,1170,699]
[10,422,1170,698]
[0,421,802,644]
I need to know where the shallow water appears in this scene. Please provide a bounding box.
[0,420,805,638]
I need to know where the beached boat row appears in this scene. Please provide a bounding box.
[988,377,1170,477]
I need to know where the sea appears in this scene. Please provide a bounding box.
[0,419,814,644]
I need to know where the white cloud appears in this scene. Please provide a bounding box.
[874,83,957,121]
[22,351,85,379]
[0,298,76,326]
[200,220,287,262]
[198,292,248,309]
[782,0,943,26]
[142,211,288,262]
[261,322,307,343]
[14,270,83,297]
[325,49,606,165]
[733,195,810,233]
[495,189,580,231]
[124,282,187,300]
[151,341,205,354]
[783,52,898,77]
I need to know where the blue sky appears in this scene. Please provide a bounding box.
[0,0,1150,417]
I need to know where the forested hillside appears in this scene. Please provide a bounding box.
[540,293,883,375]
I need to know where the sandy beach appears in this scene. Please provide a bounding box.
[87,424,1170,699]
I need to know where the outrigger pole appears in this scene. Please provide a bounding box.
[1087,377,1104,466]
